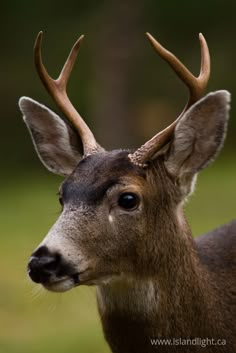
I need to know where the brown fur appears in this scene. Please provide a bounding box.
[95,155,236,353]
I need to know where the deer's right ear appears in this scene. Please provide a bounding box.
[19,97,82,176]
[164,91,230,197]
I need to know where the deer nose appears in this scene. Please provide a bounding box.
[27,246,61,284]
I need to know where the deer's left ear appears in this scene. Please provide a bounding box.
[164,90,230,196]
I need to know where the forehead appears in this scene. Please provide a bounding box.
[61,150,146,204]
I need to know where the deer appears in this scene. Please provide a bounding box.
[19,31,236,353]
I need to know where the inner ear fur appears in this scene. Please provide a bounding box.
[19,97,83,176]
[164,90,230,194]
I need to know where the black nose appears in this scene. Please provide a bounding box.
[27,246,61,284]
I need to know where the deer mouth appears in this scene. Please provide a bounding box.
[41,270,93,292]
[42,270,87,292]
[41,270,121,292]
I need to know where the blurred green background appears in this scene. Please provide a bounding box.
[1,1,235,352]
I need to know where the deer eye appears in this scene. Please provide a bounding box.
[118,193,140,210]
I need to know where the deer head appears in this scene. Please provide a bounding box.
[20,32,230,293]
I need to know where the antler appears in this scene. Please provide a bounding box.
[34,31,102,156]
[129,33,210,167]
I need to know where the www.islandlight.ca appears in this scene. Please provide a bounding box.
[150,337,226,348]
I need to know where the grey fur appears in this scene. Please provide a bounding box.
[19,97,82,176]
[165,91,230,196]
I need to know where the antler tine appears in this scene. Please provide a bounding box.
[146,32,210,113]
[34,31,101,156]
[198,33,211,93]
[128,33,210,167]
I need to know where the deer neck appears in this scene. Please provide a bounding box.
[96,213,222,350]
